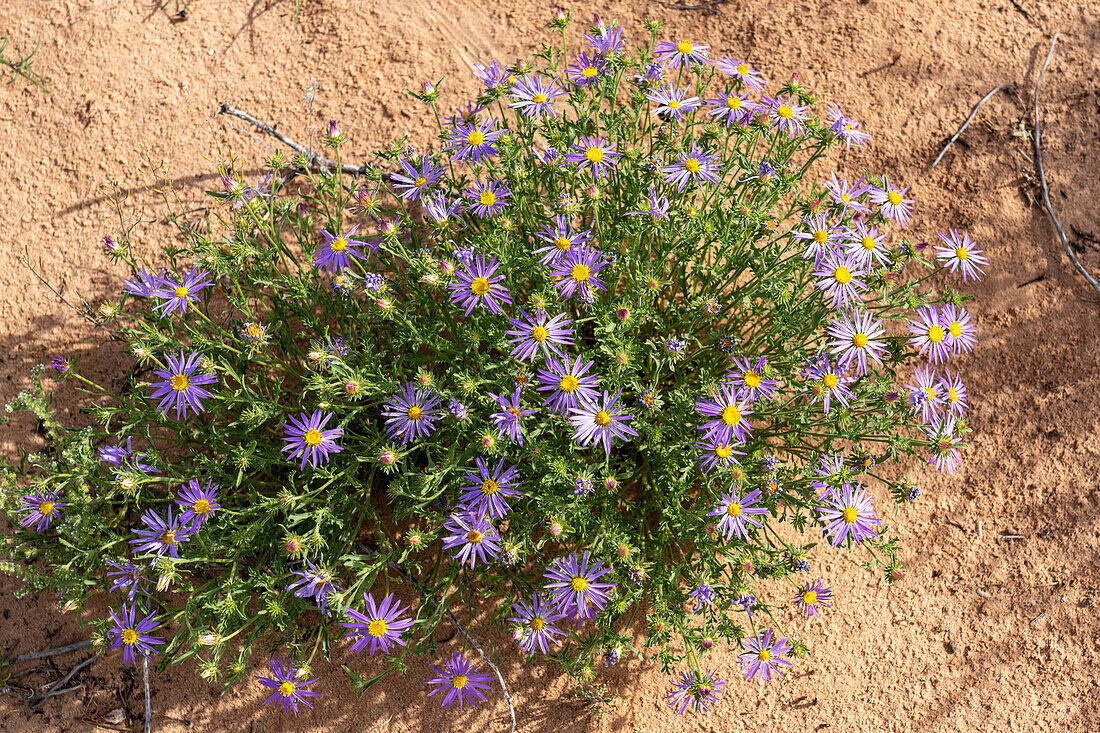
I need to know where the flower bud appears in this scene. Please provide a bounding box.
[197,634,220,647]
[345,379,361,396]
[616,307,630,321]
[103,235,119,253]
[379,450,397,466]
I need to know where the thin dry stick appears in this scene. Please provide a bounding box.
[361,545,516,733]
[30,655,95,710]
[9,640,91,665]
[931,83,1010,168]
[653,0,728,10]
[1032,33,1100,296]
[143,655,153,733]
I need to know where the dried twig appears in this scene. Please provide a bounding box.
[1032,33,1100,296]
[652,0,728,10]
[30,655,95,710]
[143,655,153,733]
[931,83,1010,168]
[361,545,516,733]
[858,53,901,78]
[9,640,91,665]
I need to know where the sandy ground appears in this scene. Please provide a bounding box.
[2,0,1099,731]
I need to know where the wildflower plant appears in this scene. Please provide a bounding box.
[2,14,981,719]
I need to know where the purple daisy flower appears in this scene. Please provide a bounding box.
[425,652,495,710]
[565,51,609,86]
[448,254,512,316]
[509,74,567,119]
[925,414,963,473]
[941,303,978,356]
[842,220,889,270]
[150,267,212,318]
[666,669,726,715]
[769,95,810,138]
[129,507,190,561]
[564,135,621,179]
[106,559,149,602]
[707,488,768,542]
[442,511,501,568]
[443,117,503,164]
[423,192,463,224]
[584,20,624,56]
[568,389,638,455]
[726,356,780,404]
[507,593,566,654]
[694,382,753,445]
[715,56,767,92]
[907,365,945,424]
[281,409,344,469]
[908,305,951,364]
[391,156,444,201]
[532,214,593,265]
[817,481,882,546]
[464,178,511,219]
[106,603,164,667]
[826,104,872,149]
[543,550,616,622]
[288,558,341,612]
[794,578,833,618]
[49,355,70,373]
[257,656,321,715]
[550,246,607,302]
[869,176,914,228]
[175,479,220,531]
[505,309,575,362]
[940,371,969,417]
[688,580,715,612]
[662,143,723,192]
[100,438,159,474]
[148,349,217,420]
[123,268,165,298]
[694,434,745,475]
[936,229,988,282]
[826,309,887,376]
[472,60,511,90]
[342,592,415,656]
[536,352,601,416]
[646,84,702,121]
[706,91,761,127]
[626,186,670,220]
[803,352,856,414]
[813,247,867,309]
[738,628,793,683]
[19,489,66,533]
[489,388,537,446]
[653,39,712,69]
[824,173,871,217]
[793,213,839,265]
[458,457,522,519]
[811,452,847,499]
[382,382,443,444]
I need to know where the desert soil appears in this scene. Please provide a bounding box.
[1,0,1099,731]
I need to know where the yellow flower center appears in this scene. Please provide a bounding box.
[245,323,264,338]
[482,479,499,495]
[467,529,484,544]
[842,506,859,524]
[478,190,496,207]
[407,405,423,421]
[532,326,549,342]
[758,649,771,661]
[736,63,749,75]
[721,405,741,426]
[582,66,597,78]
[841,193,851,203]
[161,530,176,546]
[122,628,138,645]
[304,428,323,446]
[677,40,693,54]
[861,236,877,251]
[803,590,818,605]
[174,286,189,298]
[452,675,468,689]
[532,93,548,104]
[955,247,968,261]
[559,375,580,392]
[948,388,958,402]
[777,105,793,120]
[852,333,869,349]
[823,373,839,389]
[668,100,682,110]
[530,616,545,631]
[887,191,903,206]
[171,373,190,391]
[684,158,700,173]
[466,130,485,146]
[813,230,828,244]
[470,277,490,296]
[39,501,55,516]
[585,147,604,163]
[571,264,591,282]
[368,618,388,637]
[570,576,589,592]
[726,96,742,110]
[927,326,945,343]
[715,444,733,459]
[414,176,427,188]
[949,321,962,338]
[833,266,852,284]
[279,681,296,697]
[555,236,571,251]
[508,407,521,418]
[726,502,742,517]
[193,499,211,515]
[331,237,348,252]
[594,410,611,426]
